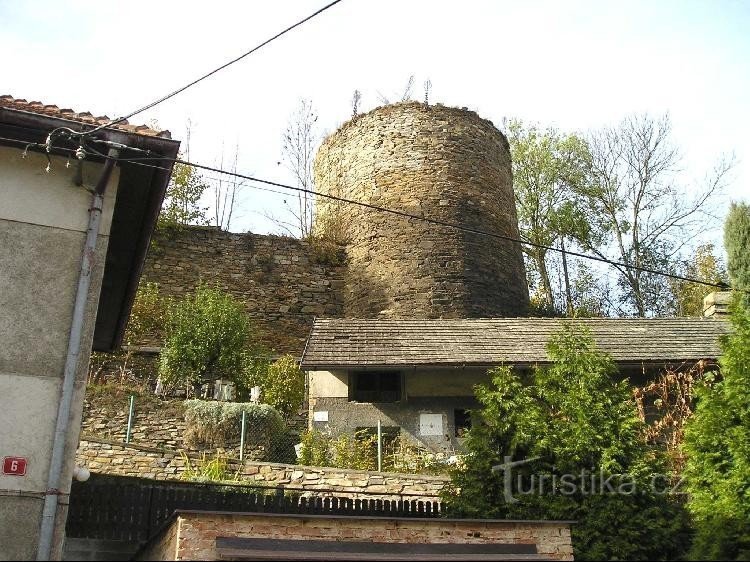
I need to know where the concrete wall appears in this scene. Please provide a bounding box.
[0,147,118,560]
[137,512,574,561]
[308,368,487,453]
[314,102,529,319]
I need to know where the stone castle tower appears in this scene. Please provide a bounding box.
[314,102,529,318]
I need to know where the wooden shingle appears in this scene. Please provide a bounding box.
[300,318,729,369]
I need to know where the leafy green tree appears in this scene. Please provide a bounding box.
[671,244,727,316]
[446,325,689,560]
[725,202,750,304]
[243,354,305,418]
[569,261,612,317]
[159,284,251,393]
[159,161,209,228]
[124,282,168,345]
[89,282,168,385]
[507,120,596,313]
[683,202,750,559]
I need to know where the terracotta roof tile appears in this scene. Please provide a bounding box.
[0,94,171,138]
[300,317,730,368]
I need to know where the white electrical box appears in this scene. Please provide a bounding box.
[419,413,443,436]
[313,410,329,422]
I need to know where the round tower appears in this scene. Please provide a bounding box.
[313,101,529,318]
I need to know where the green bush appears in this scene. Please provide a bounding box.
[184,400,284,455]
[159,284,252,392]
[180,451,239,483]
[445,325,690,561]
[125,282,168,345]
[299,429,376,470]
[330,431,378,472]
[243,354,305,418]
[683,203,750,560]
[297,429,449,474]
[386,435,451,475]
[298,429,332,467]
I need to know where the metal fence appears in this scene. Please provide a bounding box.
[113,394,452,472]
[66,474,443,542]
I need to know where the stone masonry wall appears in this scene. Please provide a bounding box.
[76,438,448,501]
[314,102,529,319]
[80,393,300,461]
[79,393,446,500]
[80,395,188,450]
[138,513,573,561]
[141,227,346,354]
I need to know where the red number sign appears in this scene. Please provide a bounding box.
[2,456,27,476]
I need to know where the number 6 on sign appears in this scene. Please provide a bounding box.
[2,456,27,476]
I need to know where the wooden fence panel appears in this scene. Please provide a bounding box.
[66,474,443,541]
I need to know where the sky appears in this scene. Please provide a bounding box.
[2,0,749,242]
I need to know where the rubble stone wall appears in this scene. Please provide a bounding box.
[76,438,448,501]
[140,227,346,354]
[314,102,529,318]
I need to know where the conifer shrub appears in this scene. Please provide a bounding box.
[444,325,690,561]
[683,202,750,560]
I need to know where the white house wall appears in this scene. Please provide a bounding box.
[307,367,489,454]
[0,147,118,560]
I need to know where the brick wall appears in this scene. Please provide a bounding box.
[136,520,178,562]
[137,512,574,561]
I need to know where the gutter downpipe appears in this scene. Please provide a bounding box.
[37,148,120,561]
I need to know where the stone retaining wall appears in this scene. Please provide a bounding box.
[76,438,448,501]
[81,396,187,450]
[81,392,305,462]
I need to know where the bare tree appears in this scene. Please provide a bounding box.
[423,79,432,105]
[583,114,733,316]
[400,75,415,101]
[376,75,416,105]
[280,99,319,238]
[351,89,362,117]
[210,142,244,231]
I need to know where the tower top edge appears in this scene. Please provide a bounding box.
[319,101,509,153]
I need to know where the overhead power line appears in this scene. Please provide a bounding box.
[1,133,732,292]
[114,150,732,292]
[76,0,347,137]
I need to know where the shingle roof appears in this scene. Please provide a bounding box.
[300,317,730,369]
[0,94,170,138]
